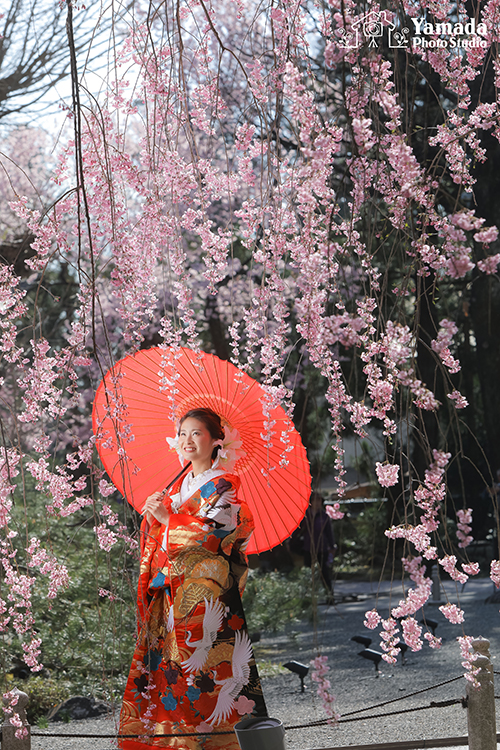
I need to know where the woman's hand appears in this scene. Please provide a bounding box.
[142,491,169,524]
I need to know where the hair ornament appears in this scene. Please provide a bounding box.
[216,426,246,471]
[166,435,183,465]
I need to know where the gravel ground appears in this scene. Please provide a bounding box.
[28,577,500,750]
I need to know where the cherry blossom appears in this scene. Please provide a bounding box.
[431,320,461,374]
[424,632,442,650]
[490,560,500,588]
[439,603,465,624]
[448,391,469,410]
[474,226,499,244]
[2,691,29,740]
[477,254,500,274]
[325,503,345,521]
[364,609,381,630]
[94,524,118,552]
[458,636,480,687]
[310,655,340,725]
[439,555,468,585]
[375,463,399,488]
[380,618,400,665]
[401,618,423,652]
[462,563,480,576]
[456,509,474,549]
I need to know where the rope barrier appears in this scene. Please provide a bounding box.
[30,677,466,739]
[29,679,467,740]
[308,737,470,750]
[29,701,464,740]
[33,732,221,739]
[285,698,464,731]
[339,675,463,718]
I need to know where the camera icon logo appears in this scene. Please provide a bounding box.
[338,10,410,50]
[363,17,384,47]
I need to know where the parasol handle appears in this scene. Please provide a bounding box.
[160,462,192,497]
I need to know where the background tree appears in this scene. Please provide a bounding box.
[0,0,112,121]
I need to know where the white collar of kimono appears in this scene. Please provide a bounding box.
[173,466,225,508]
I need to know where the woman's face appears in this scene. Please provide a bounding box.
[178,417,218,467]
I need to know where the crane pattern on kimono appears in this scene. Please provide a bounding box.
[207,629,254,725]
[182,598,225,673]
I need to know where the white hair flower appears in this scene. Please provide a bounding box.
[166,435,183,465]
[216,426,246,471]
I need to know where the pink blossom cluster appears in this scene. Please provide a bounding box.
[8,197,55,272]
[27,538,69,599]
[391,579,432,620]
[431,319,461,374]
[386,451,451,562]
[321,313,366,349]
[94,524,118,552]
[490,560,500,588]
[462,563,480,576]
[137,671,157,733]
[379,618,400,664]
[99,479,116,498]
[474,226,499,244]
[447,390,468,410]
[439,555,468,585]
[429,102,497,194]
[94,501,136,555]
[1,554,41,671]
[391,556,433,624]
[310,655,340,725]
[0,265,27,364]
[23,637,42,669]
[2,691,29,740]
[400,618,423,653]
[98,588,117,601]
[424,632,443,649]
[386,523,436,560]
[458,636,480,687]
[325,503,344,521]
[0,448,20,529]
[439,603,465,624]
[364,609,381,630]
[477,254,500,274]
[352,118,375,154]
[402,555,426,584]
[25,457,87,516]
[451,210,486,232]
[375,462,399,488]
[456,509,473,548]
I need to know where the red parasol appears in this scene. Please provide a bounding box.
[92,347,311,554]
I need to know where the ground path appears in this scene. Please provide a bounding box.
[30,578,500,749]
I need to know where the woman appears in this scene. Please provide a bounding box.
[119,408,267,749]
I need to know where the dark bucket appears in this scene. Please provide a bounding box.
[234,717,285,750]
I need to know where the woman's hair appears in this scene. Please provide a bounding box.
[178,408,224,460]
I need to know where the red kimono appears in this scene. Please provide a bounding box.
[119,470,267,749]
